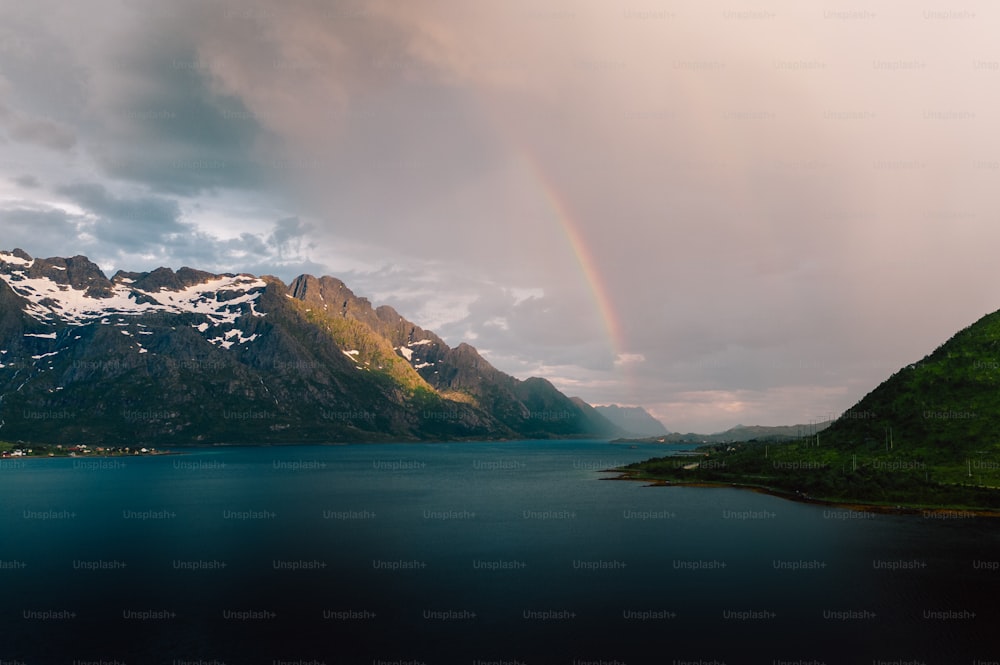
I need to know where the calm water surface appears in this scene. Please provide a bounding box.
[1,440,998,663]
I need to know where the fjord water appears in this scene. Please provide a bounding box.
[1,441,998,663]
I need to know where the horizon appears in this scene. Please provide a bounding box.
[2,1,996,431]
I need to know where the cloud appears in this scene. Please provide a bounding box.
[0,183,328,284]
[0,104,76,151]
[83,41,268,195]
[11,174,40,188]
[6,116,77,151]
[0,206,85,256]
[56,182,189,251]
[614,353,645,366]
[268,217,315,257]
[224,232,269,257]
[4,0,1000,431]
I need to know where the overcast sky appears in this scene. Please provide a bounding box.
[2,0,998,432]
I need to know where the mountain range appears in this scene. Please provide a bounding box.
[0,249,621,445]
[615,421,832,444]
[592,404,670,436]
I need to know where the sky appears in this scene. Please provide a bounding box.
[1,0,999,432]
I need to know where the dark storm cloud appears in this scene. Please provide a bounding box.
[87,35,268,195]
[0,207,83,256]
[56,182,189,251]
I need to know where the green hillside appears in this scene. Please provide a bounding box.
[822,309,1000,460]
[622,308,1000,511]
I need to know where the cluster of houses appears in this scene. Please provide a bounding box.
[63,444,156,456]
[1,444,157,458]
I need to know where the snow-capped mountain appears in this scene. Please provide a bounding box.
[0,249,619,444]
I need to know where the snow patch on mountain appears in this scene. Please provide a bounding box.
[0,252,33,268]
[206,328,258,349]
[0,269,266,327]
[207,336,235,350]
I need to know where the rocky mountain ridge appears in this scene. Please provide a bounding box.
[0,249,620,444]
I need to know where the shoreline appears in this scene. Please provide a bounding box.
[1,436,615,450]
[603,469,1000,518]
[1,451,183,461]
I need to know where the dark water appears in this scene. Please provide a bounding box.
[1,440,999,664]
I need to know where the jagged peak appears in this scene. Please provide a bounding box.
[0,250,267,326]
[0,251,260,296]
[290,274,356,304]
[375,304,401,320]
[289,274,383,323]
[111,266,223,292]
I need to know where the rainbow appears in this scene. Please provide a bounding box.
[517,151,630,368]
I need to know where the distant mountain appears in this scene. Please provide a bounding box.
[704,422,832,443]
[0,249,620,445]
[616,421,832,444]
[593,404,670,436]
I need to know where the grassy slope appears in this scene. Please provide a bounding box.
[621,438,1000,510]
[299,303,432,395]
[625,309,1000,511]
